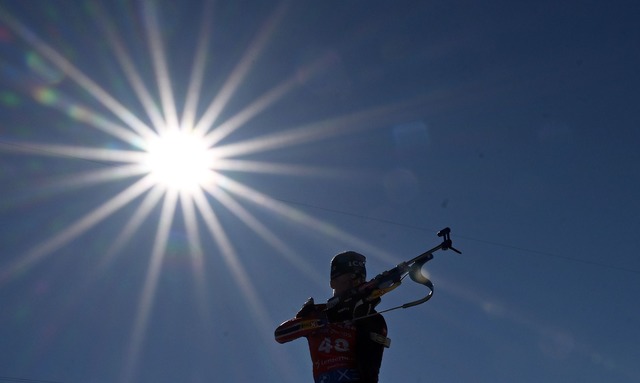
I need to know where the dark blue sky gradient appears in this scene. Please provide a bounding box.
[1,1,639,383]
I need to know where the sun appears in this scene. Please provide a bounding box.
[142,128,215,193]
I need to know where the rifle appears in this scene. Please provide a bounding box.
[274,228,462,343]
[325,227,462,321]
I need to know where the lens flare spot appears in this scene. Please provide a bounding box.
[26,51,64,83]
[0,90,21,107]
[0,25,13,42]
[33,87,58,105]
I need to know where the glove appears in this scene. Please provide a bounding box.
[326,296,381,322]
[295,297,316,318]
[353,297,381,319]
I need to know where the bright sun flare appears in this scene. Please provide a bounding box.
[143,129,213,192]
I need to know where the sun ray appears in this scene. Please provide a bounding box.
[193,186,295,379]
[212,172,397,264]
[210,158,352,178]
[122,188,179,383]
[99,185,166,271]
[192,2,289,135]
[5,142,147,164]
[203,75,299,147]
[0,78,144,149]
[0,144,146,210]
[25,86,148,148]
[191,188,267,313]
[180,0,214,131]
[179,191,213,326]
[52,163,148,188]
[202,50,347,148]
[35,164,148,198]
[0,175,157,286]
[143,0,179,131]
[201,181,325,287]
[192,188,276,330]
[210,97,426,159]
[191,188,242,289]
[92,2,166,133]
[0,10,157,141]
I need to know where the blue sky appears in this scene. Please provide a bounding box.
[1,1,639,382]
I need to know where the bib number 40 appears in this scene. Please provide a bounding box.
[318,337,350,353]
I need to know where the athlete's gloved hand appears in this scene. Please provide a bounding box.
[353,297,381,319]
[295,297,316,318]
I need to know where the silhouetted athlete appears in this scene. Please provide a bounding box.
[275,251,390,383]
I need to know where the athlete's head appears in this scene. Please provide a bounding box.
[330,251,366,281]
